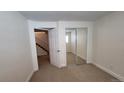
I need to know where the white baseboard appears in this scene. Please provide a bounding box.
[59,64,67,68]
[87,61,92,64]
[93,63,124,82]
[25,70,34,82]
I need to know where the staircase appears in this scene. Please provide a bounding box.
[35,36,49,55]
[36,43,49,54]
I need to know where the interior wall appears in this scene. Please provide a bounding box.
[66,32,71,52]
[0,12,33,81]
[93,12,124,81]
[35,32,48,44]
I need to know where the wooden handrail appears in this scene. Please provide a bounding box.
[36,37,48,46]
[36,43,49,54]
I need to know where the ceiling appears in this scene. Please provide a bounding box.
[20,11,111,21]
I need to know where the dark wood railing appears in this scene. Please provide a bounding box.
[36,43,49,54]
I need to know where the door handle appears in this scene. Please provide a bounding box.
[57,50,60,52]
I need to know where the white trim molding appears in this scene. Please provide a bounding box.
[25,70,34,82]
[93,63,124,82]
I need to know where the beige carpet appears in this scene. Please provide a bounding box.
[67,52,86,65]
[30,53,120,82]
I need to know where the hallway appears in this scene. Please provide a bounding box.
[30,54,119,82]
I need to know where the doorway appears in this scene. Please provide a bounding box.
[34,29,50,67]
[65,28,88,66]
[34,27,59,69]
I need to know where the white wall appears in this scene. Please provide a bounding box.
[77,28,87,60]
[0,12,33,81]
[93,12,124,81]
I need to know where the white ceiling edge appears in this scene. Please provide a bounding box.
[20,11,112,21]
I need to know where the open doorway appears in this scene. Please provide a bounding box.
[34,29,50,67]
[34,27,60,69]
[65,28,88,66]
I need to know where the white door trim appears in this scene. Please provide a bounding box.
[58,21,93,66]
[28,20,57,71]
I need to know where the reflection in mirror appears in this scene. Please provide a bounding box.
[65,28,87,66]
